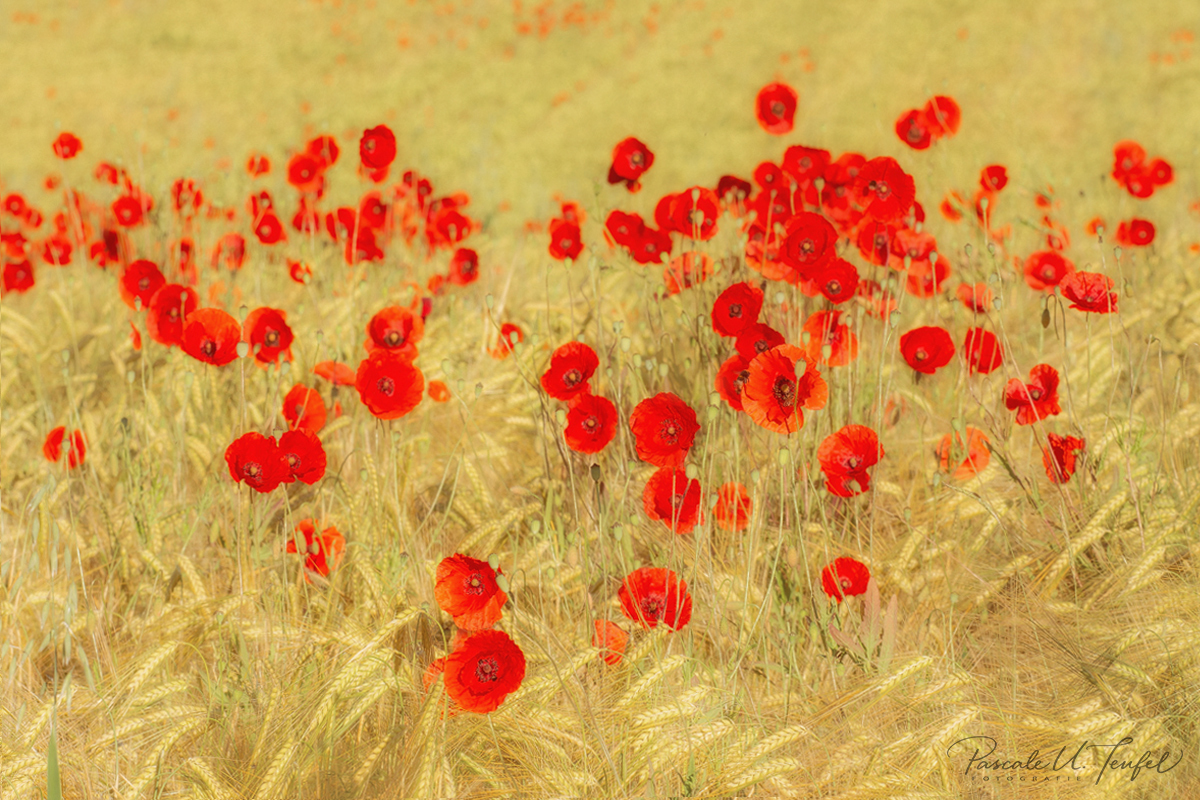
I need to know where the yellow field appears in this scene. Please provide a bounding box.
[3,1,1200,798]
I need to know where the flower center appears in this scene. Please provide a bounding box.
[464,574,485,595]
[839,576,852,590]
[772,376,796,408]
[264,329,280,348]
[1029,387,1042,400]
[845,456,862,470]
[799,238,815,256]
[630,151,644,167]
[475,656,499,683]
[728,303,742,318]
[915,348,927,360]
[138,277,150,291]
[641,595,665,620]
[826,280,841,295]
[287,453,299,469]
[377,376,395,396]
[201,340,216,357]
[870,180,891,199]
[244,462,261,479]
[385,330,403,346]
[662,422,679,441]
[583,416,598,431]
[770,101,785,117]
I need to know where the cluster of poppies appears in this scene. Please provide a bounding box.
[894,96,962,150]
[540,341,618,454]
[1111,140,1174,199]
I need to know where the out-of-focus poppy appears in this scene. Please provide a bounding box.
[43,426,87,469]
[905,256,950,298]
[211,232,246,272]
[112,196,144,227]
[283,384,327,433]
[243,307,294,366]
[490,322,524,359]
[548,218,583,260]
[428,380,451,403]
[53,133,82,160]
[355,350,424,419]
[668,187,720,241]
[742,344,828,434]
[119,260,166,310]
[923,96,961,138]
[981,165,1008,192]
[224,432,289,493]
[618,567,692,630]
[1115,218,1155,247]
[935,427,991,480]
[818,425,883,497]
[2,260,35,295]
[1059,271,1118,313]
[803,310,858,366]
[287,520,344,578]
[895,108,933,150]
[956,282,993,313]
[820,557,870,603]
[435,553,508,630]
[541,341,599,401]
[254,211,286,245]
[246,154,271,177]
[313,360,356,385]
[448,248,480,285]
[146,284,198,347]
[182,308,241,366]
[1043,433,1085,484]
[360,124,397,170]
[366,306,423,358]
[608,137,655,189]
[1023,251,1074,291]
[642,467,703,534]
[443,629,526,713]
[713,482,751,532]
[663,252,713,295]
[755,82,798,135]
[592,620,628,666]
[629,392,699,468]
[962,328,1003,375]
[899,326,955,375]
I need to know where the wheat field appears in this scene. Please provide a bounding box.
[2,1,1200,798]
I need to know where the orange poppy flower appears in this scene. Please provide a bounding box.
[43,426,86,469]
[564,393,618,454]
[490,322,524,359]
[146,284,197,347]
[435,553,508,630]
[355,350,424,420]
[742,344,828,434]
[365,306,423,358]
[541,341,599,401]
[618,567,692,630]
[643,467,703,534]
[923,95,961,138]
[313,360,356,386]
[182,308,241,366]
[802,310,858,366]
[820,557,870,603]
[935,427,991,480]
[1059,272,1118,314]
[592,620,628,666]
[287,519,345,579]
[663,252,713,295]
[906,257,951,298]
[243,307,294,366]
[283,384,326,433]
[713,482,752,532]
[1043,433,1085,484]
[817,425,884,497]
[428,380,452,402]
[956,282,993,312]
[1004,364,1061,426]
[629,393,699,467]
[443,630,526,714]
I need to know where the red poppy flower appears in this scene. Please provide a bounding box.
[1043,433,1085,484]
[888,228,937,269]
[447,247,479,285]
[435,553,508,630]
[254,211,286,245]
[366,306,423,358]
[899,326,955,375]
[287,520,345,578]
[779,212,837,280]
[905,257,950,298]
[629,392,700,468]
[2,260,35,295]
[211,232,246,272]
[1004,364,1061,425]
[306,134,340,169]
[809,258,858,304]
[3,193,28,217]
[642,467,703,534]
[592,620,628,666]
[1059,271,1118,313]
[278,428,327,485]
[39,235,72,266]
[604,210,646,248]
[118,260,165,310]
[854,219,899,267]
[286,259,312,284]
[715,354,751,412]
[1147,157,1173,187]
[956,282,993,312]
[618,567,692,630]
[224,432,289,493]
[663,252,713,295]
[818,425,884,497]
[146,284,198,347]
[359,124,397,170]
[1111,140,1147,193]
[287,153,323,191]
[43,427,87,469]
[112,196,144,227]
[923,96,961,137]
[895,108,933,150]
[627,225,674,265]
[53,132,82,160]
[246,154,271,177]
[283,384,327,433]
[428,380,451,402]
[711,282,764,337]
[803,310,858,367]
[564,393,618,454]
[854,157,915,222]
[782,145,832,187]
[243,307,294,366]
[181,308,241,366]
[668,187,720,241]
[820,557,870,603]
[980,165,1008,192]
[443,629,526,713]
[1023,251,1075,291]
[755,82,798,135]
[742,344,828,434]
[490,322,524,359]
[716,175,752,215]
[1115,218,1155,247]
[541,341,599,401]
[548,218,584,260]
[735,322,786,362]
[962,328,1003,375]
[608,137,655,187]
[355,350,424,419]
[936,427,991,480]
[313,360,357,385]
[713,482,751,532]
